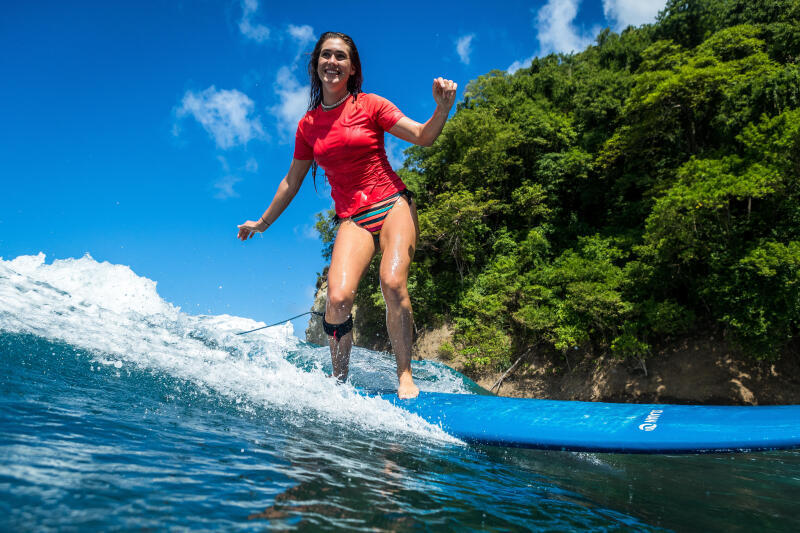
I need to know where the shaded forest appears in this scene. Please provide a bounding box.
[316,0,800,373]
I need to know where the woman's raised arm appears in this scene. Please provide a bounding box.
[237,158,313,241]
[388,77,457,147]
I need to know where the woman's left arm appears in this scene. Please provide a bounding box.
[388,77,457,147]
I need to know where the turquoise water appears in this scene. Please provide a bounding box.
[1,254,799,531]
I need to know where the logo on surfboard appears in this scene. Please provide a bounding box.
[638,409,663,431]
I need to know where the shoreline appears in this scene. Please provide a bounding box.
[413,325,800,406]
[306,286,800,406]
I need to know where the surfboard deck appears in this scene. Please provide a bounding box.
[381,391,800,453]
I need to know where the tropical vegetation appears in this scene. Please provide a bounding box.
[316,0,800,372]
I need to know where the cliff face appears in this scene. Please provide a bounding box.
[415,325,800,405]
[305,281,327,346]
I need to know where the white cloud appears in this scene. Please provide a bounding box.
[211,156,256,200]
[295,223,320,240]
[239,0,270,42]
[265,24,316,138]
[508,54,536,74]
[385,137,406,169]
[507,0,598,73]
[287,24,316,62]
[213,175,242,199]
[603,0,664,31]
[537,0,596,56]
[177,86,265,149]
[456,34,475,65]
[270,66,309,139]
[288,24,315,47]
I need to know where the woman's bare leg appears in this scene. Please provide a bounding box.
[326,220,375,381]
[379,196,420,399]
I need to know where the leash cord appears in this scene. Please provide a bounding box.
[236,311,324,336]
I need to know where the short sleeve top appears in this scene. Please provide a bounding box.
[294,92,407,218]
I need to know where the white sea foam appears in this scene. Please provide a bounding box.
[0,253,460,444]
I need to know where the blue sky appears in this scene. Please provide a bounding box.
[0,0,665,336]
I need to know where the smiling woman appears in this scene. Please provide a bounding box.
[237,31,457,399]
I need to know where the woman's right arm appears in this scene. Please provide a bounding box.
[388,77,457,147]
[237,158,313,241]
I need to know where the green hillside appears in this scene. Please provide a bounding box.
[316,0,800,372]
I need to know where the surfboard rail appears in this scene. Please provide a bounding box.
[382,392,800,454]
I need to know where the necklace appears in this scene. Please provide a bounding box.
[321,92,350,111]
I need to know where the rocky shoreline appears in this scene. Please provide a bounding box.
[413,325,800,406]
[307,289,800,405]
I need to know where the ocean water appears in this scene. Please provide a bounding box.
[1,254,799,532]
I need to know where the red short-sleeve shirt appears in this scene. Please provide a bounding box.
[294,92,407,218]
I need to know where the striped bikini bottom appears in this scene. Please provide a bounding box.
[340,189,414,235]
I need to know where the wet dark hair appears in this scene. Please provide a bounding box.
[308,31,363,111]
[307,32,363,188]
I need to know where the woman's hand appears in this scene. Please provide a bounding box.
[237,219,268,241]
[236,159,311,242]
[432,77,457,109]
[389,79,459,147]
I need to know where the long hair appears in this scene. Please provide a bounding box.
[307,32,363,188]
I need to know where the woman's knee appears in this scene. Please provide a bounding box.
[380,274,409,305]
[326,286,355,316]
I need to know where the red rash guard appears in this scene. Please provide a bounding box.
[293,92,407,218]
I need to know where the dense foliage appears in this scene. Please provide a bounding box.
[316,0,800,368]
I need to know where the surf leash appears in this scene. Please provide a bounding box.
[236,311,324,336]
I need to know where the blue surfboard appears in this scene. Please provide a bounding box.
[382,392,800,453]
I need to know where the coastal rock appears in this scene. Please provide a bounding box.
[304,280,327,346]
[413,325,800,406]
[304,280,374,347]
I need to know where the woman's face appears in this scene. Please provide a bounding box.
[317,38,356,89]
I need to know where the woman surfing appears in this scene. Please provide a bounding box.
[237,31,456,399]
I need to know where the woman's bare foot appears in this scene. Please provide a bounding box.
[397,371,419,399]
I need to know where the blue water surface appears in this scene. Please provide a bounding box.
[2,332,799,532]
[1,255,799,531]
